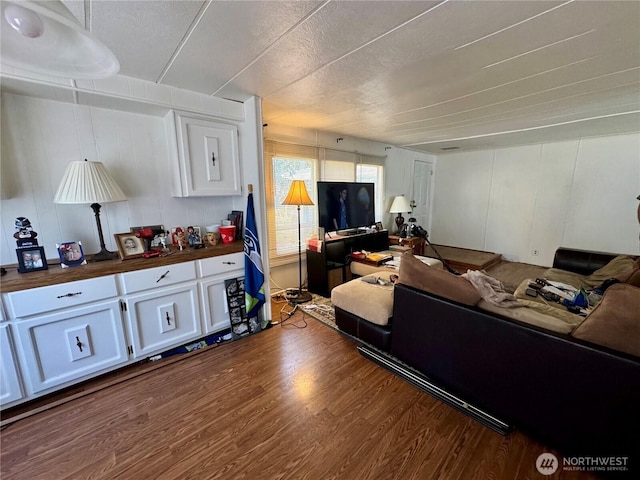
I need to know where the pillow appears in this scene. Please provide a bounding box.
[398,251,481,306]
[572,283,640,357]
[585,255,638,288]
[625,257,640,288]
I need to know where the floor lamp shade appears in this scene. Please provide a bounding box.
[282,180,314,304]
[282,180,314,206]
[54,159,126,261]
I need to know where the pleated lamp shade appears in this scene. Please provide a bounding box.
[282,180,314,206]
[54,160,126,204]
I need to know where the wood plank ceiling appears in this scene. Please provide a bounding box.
[63,0,640,153]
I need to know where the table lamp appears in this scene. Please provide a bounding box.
[389,195,411,234]
[282,180,314,304]
[54,159,126,261]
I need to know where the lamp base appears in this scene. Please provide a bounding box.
[90,248,119,262]
[395,213,405,234]
[287,290,312,304]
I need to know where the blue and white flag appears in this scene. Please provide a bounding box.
[244,191,265,322]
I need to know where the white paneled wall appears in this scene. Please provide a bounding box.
[431,134,640,265]
[0,93,236,265]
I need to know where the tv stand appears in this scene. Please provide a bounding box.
[307,230,389,296]
[338,229,368,236]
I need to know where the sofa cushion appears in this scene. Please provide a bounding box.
[572,283,640,357]
[398,252,481,306]
[542,268,590,290]
[331,272,394,326]
[585,255,638,288]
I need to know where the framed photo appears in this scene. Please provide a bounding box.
[375,221,383,231]
[114,233,145,260]
[186,226,203,247]
[130,225,167,248]
[16,246,48,273]
[57,241,87,268]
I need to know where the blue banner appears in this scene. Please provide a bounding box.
[244,192,265,321]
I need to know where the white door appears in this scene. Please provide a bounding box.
[412,160,433,232]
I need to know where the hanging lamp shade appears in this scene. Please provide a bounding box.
[1,0,119,79]
[54,160,126,204]
[282,180,314,206]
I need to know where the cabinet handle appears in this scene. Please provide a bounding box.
[211,152,216,167]
[57,292,82,298]
[156,270,170,283]
[222,261,236,265]
[76,336,83,352]
[166,312,171,325]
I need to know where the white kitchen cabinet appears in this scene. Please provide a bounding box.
[124,284,202,359]
[197,253,243,334]
[0,324,24,406]
[168,110,241,197]
[15,300,127,395]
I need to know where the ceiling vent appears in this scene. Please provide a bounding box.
[441,146,460,151]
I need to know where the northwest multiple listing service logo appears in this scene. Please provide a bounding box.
[536,452,630,475]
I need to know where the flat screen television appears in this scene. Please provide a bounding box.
[317,181,375,234]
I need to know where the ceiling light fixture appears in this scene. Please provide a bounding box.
[1,0,119,79]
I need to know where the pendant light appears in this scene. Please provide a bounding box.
[1,0,119,79]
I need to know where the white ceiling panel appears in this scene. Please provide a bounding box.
[8,0,638,153]
[161,1,324,95]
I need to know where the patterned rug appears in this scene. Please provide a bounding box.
[300,294,338,331]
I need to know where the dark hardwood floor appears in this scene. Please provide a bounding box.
[1,301,598,479]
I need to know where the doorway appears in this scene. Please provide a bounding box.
[411,160,433,232]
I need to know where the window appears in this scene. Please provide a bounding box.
[264,140,385,263]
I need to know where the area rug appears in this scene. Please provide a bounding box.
[300,294,338,331]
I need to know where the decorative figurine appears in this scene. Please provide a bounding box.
[14,217,38,248]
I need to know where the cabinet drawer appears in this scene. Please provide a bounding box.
[120,262,196,294]
[197,252,244,277]
[15,300,127,394]
[5,276,118,318]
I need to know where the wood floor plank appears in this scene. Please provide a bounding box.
[1,305,601,479]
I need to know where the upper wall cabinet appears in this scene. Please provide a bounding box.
[167,111,242,197]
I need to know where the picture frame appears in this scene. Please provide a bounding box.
[229,210,244,239]
[114,233,146,260]
[375,221,383,231]
[186,226,204,247]
[16,246,48,273]
[57,241,87,268]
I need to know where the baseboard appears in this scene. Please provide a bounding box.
[357,344,512,436]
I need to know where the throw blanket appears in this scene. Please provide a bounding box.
[462,270,522,308]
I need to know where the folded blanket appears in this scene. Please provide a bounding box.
[462,270,521,308]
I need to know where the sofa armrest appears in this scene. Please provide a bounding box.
[552,247,621,275]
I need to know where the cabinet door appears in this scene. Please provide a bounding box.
[175,112,241,196]
[0,324,24,406]
[15,300,127,395]
[199,272,242,334]
[125,283,201,359]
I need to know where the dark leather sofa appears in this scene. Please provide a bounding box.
[390,247,640,465]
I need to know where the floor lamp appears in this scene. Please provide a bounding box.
[54,159,127,261]
[282,180,314,304]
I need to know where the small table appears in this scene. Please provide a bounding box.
[389,235,425,256]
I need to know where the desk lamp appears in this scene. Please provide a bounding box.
[282,180,314,304]
[54,159,126,261]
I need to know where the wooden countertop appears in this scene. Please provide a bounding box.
[0,242,244,293]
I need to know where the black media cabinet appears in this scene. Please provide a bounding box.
[307,230,389,296]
